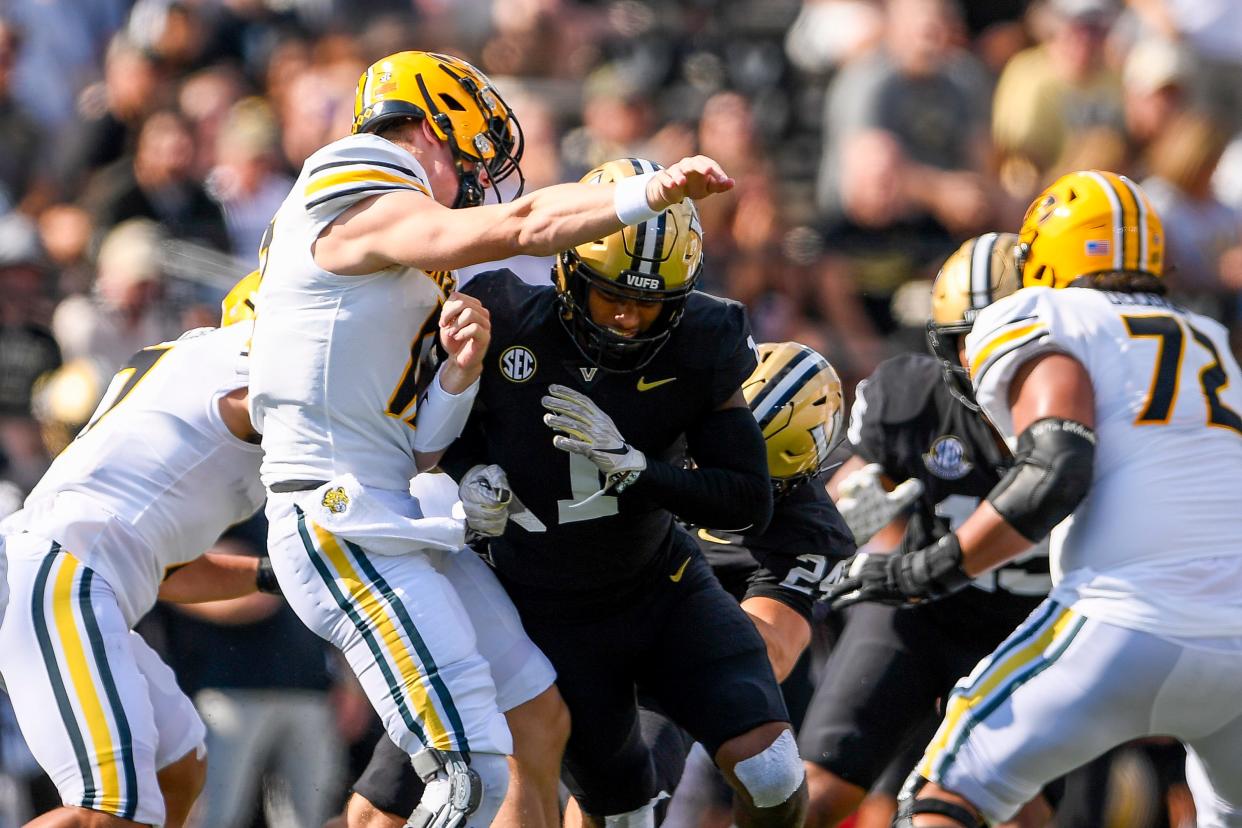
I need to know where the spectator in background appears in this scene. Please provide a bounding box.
[37,203,96,297]
[0,18,43,213]
[51,218,180,372]
[1121,36,1191,176]
[561,63,657,177]
[143,514,353,828]
[992,0,1124,198]
[1127,0,1242,134]
[1141,113,1240,320]
[83,109,230,251]
[0,213,60,493]
[207,97,294,263]
[54,33,164,199]
[179,64,251,180]
[816,0,994,235]
[273,46,363,168]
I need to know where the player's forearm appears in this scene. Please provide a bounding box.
[953,501,1034,577]
[632,459,771,530]
[158,552,262,603]
[497,181,634,258]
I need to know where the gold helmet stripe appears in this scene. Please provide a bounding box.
[1118,174,1150,273]
[1083,170,1127,271]
[969,231,1000,311]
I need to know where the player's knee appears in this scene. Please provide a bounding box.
[730,729,806,809]
[346,792,405,828]
[157,743,207,811]
[804,761,867,828]
[406,749,508,828]
[509,686,570,761]
[50,806,149,827]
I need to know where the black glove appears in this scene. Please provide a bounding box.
[825,533,972,610]
[256,556,282,595]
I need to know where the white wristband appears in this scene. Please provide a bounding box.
[614,171,661,225]
[412,365,481,453]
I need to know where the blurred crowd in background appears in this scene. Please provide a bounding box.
[0,0,1239,823]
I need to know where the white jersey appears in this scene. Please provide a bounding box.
[249,133,456,492]
[966,286,1242,637]
[1,324,264,626]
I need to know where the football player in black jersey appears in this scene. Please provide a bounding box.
[698,341,856,681]
[630,342,857,823]
[439,158,802,828]
[797,234,1054,828]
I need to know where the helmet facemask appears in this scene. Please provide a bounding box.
[555,251,694,373]
[926,319,979,412]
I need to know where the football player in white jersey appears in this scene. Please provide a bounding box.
[248,50,737,828]
[827,171,1242,827]
[0,284,272,827]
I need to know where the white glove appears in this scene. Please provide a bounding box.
[835,463,924,545]
[541,384,646,492]
[458,464,512,538]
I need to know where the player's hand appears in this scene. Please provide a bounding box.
[835,463,924,544]
[459,464,512,539]
[646,155,735,209]
[439,292,491,391]
[825,534,971,610]
[541,384,646,492]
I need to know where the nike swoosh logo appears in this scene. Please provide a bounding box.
[696,528,733,545]
[637,376,677,392]
[670,557,691,583]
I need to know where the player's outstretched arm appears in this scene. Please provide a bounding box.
[314,156,734,275]
[826,352,1096,609]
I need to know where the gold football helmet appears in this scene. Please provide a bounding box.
[554,158,704,372]
[220,270,261,326]
[31,359,108,456]
[743,342,845,496]
[927,233,1023,410]
[353,51,524,207]
[1017,170,1164,288]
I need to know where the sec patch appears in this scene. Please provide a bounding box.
[500,345,537,382]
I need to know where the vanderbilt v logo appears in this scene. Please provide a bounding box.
[579,367,598,382]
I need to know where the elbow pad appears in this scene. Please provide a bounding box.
[986,417,1095,542]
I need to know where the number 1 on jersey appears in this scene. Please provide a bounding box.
[557,452,619,523]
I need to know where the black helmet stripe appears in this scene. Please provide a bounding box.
[628,158,656,274]
[969,232,999,310]
[754,357,825,430]
[1118,175,1149,270]
[649,209,668,277]
[749,347,814,424]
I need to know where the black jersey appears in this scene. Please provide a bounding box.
[847,352,1051,606]
[692,476,855,621]
[443,270,757,604]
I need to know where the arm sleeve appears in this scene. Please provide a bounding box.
[301,134,433,225]
[709,303,759,408]
[628,406,773,533]
[439,410,488,482]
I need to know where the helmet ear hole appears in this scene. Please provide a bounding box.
[439,94,467,112]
